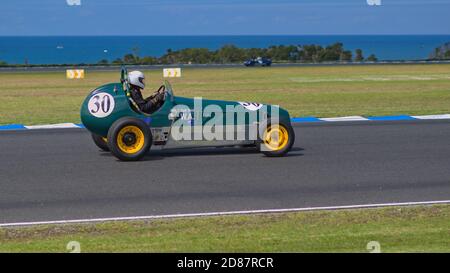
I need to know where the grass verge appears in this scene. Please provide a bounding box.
[0,64,450,125]
[1,205,449,253]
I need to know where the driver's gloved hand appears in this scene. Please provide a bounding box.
[148,89,164,100]
[150,91,164,105]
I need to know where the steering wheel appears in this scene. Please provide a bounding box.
[157,84,165,93]
[157,84,167,100]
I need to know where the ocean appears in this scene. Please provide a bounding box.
[0,35,449,65]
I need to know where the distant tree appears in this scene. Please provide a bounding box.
[289,51,299,61]
[366,54,378,62]
[299,44,323,62]
[215,45,245,63]
[98,59,109,65]
[434,48,441,59]
[123,54,138,64]
[139,56,158,65]
[161,48,176,64]
[429,42,450,60]
[340,50,353,62]
[112,58,123,65]
[0,60,7,66]
[101,43,376,65]
[284,45,300,61]
[320,43,344,61]
[445,50,450,59]
[354,49,364,62]
[169,48,213,64]
[266,45,299,61]
[245,48,267,59]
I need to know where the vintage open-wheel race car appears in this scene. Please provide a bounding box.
[80,67,295,161]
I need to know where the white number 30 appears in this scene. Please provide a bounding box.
[88,93,115,118]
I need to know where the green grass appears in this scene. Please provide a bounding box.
[1,205,449,253]
[1,64,450,125]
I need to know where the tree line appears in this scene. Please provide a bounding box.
[430,42,450,60]
[101,43,378,65]
[0,43,379,66]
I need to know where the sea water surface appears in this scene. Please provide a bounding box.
[0,35,449,65]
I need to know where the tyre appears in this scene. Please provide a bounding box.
[259,121,295,157]
[91,133,109,152]
[107,117,152,161]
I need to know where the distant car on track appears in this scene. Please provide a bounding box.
[244,57,272,67]
[80,67,294,161]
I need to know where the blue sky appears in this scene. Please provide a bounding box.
[1,0,449,35]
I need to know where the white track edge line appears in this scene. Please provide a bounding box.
[1,200,449,227]
[319,116,368,122]
[24,123,80,129]
[411,114,450,120]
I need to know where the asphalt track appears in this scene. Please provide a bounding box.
[1,120,450,224]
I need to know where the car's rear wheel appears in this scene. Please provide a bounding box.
[107,117,152,161]
[259,122,295,157]
[91,133,109,152]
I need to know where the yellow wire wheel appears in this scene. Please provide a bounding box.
[263,124,289,151]
[116,125,145,154]
[107,117,152,161]
[260,122,295,157]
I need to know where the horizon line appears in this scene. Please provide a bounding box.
[1,34,450,37]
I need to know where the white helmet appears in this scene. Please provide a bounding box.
[128,71,145,89]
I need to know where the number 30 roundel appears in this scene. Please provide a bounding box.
[88,93,115,118]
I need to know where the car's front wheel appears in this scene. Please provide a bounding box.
[259,122,295,157]
[107,117,152,161]
[91,133,109,152]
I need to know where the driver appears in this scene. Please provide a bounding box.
[128,71,165,114]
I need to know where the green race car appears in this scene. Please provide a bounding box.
[80,67,295,161]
